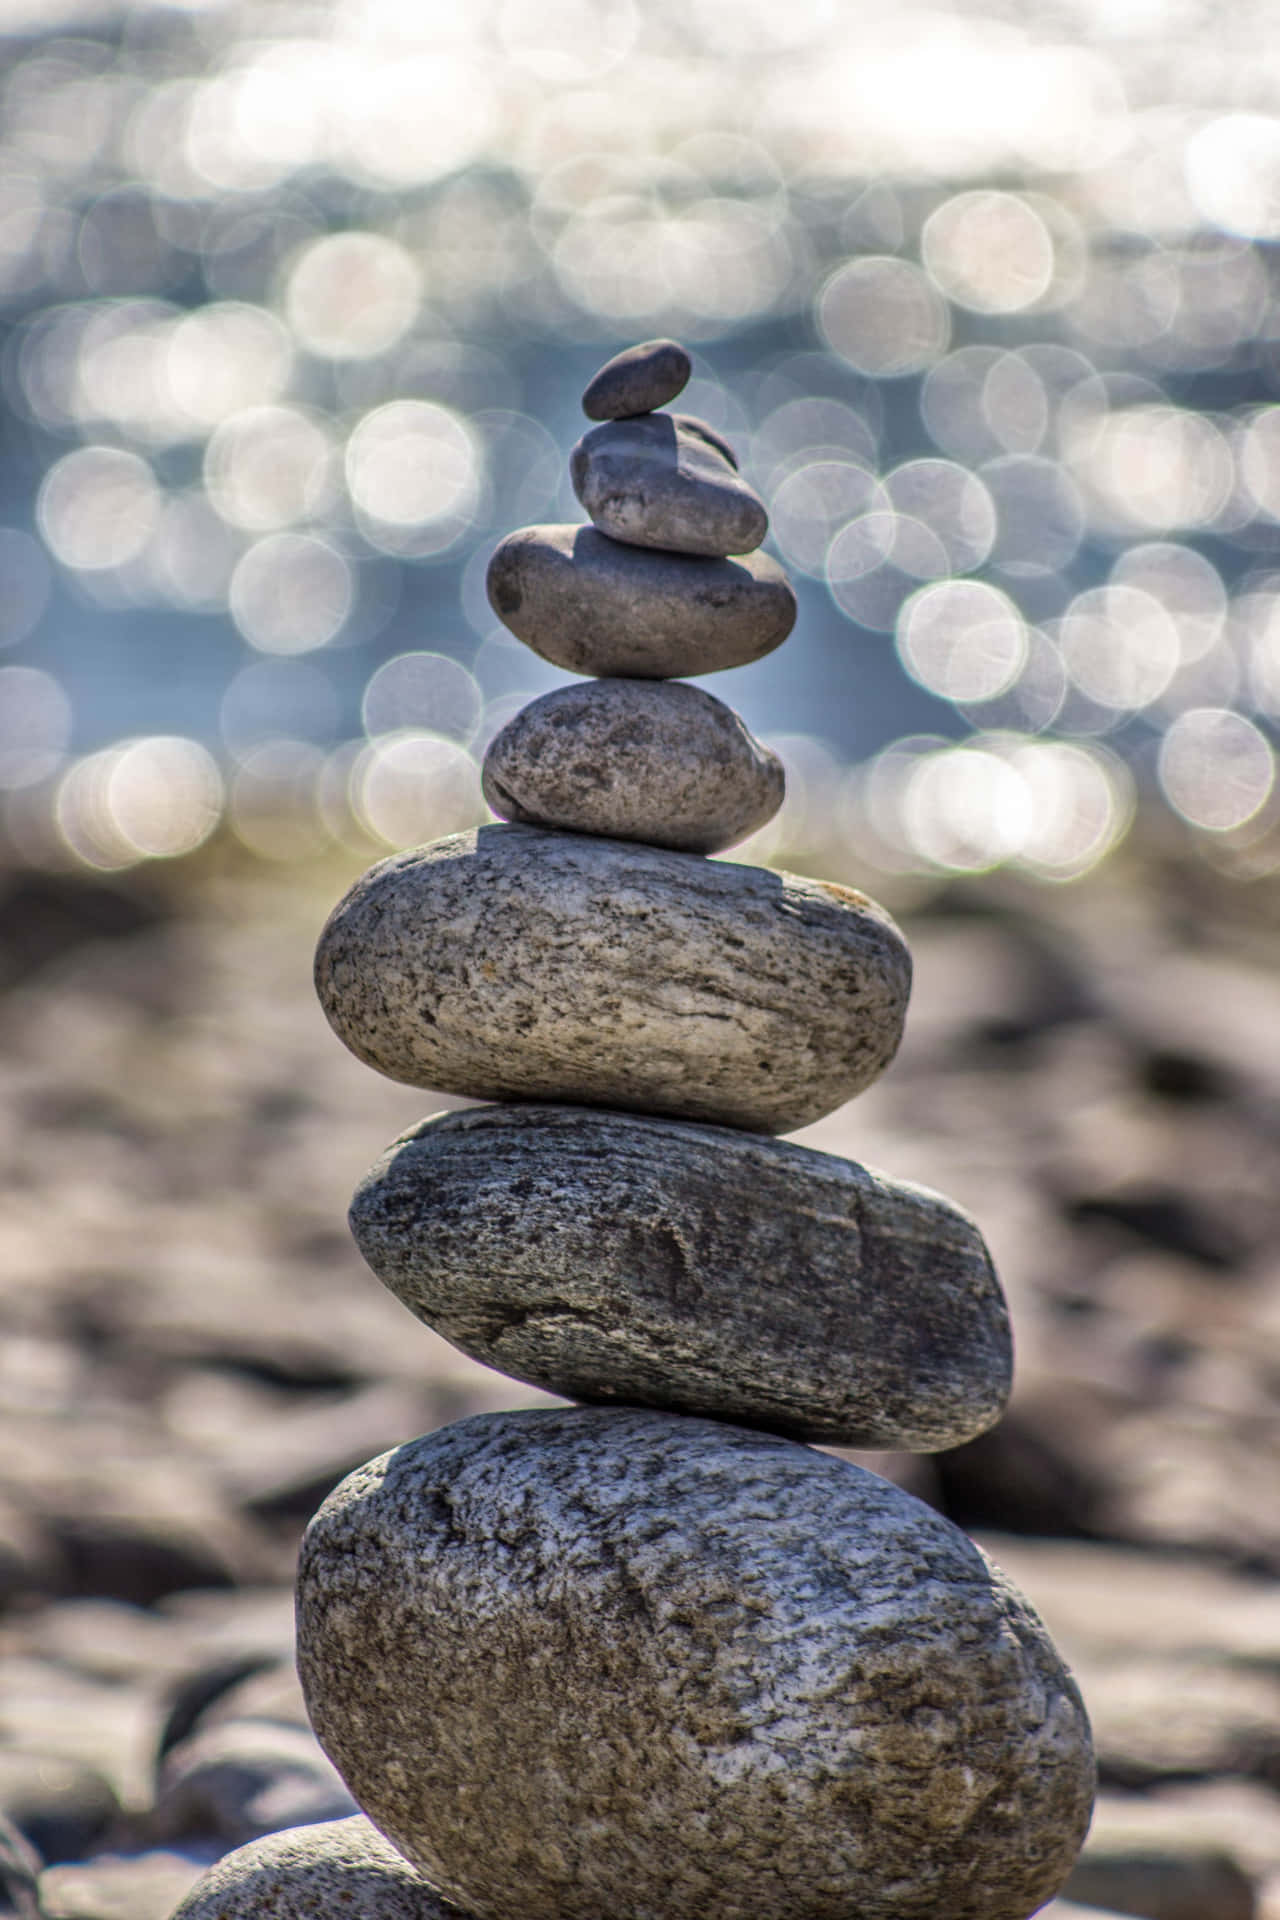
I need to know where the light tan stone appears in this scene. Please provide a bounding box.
[313,824,911,1134]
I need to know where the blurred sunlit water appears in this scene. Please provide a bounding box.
[1,0,1279,883]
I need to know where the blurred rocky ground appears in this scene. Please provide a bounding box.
[0,835,1277,1919]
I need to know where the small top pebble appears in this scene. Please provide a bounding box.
[582,339,691,421]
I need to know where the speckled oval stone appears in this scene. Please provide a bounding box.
[349,1104,1012,1449]
[582,338,691,420]
[313,824,911,1134]
[481,680,784,853]
[570,414,767,556]
[297,1409,1096,1920]
[485,525,796,678]
[170,1816,457,1919]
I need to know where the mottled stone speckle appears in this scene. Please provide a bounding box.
[485,524,796,678]
[350,1103,1012,1449]
[481,679,784,853]
[313,824,912,1134]
[170,1816,458,1918]
[297,1409,1096,1920]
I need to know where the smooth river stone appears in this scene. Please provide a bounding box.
[349,1104,1012,1449]
[582,337,691,420]
[570,413,768,556]
[171,1816,459,1919]
[297,1408,1096,1920]
[485,524,796,677]
[481,679,784,854]
[313,824,911,1134]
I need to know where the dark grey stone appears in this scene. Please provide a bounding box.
[169,1817,456,1919]
[0,1814,40,1920]
[0,1752,116,1867]
[485,524,796,678]
[582,338,691,420]
[149,1719,356,1849]
[296,1408,1096,1920]
[349,1103,1012,1449]
[570,413,767,556]
[314,824,911,1134]
[481,679,784,853]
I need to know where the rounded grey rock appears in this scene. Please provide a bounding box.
[349,1103,1013,1449]
[297,1409,1096,1920]
[582,338,691,420]
[485,524,796,678]
[570,413,767,556]
[481,679,784,853]
[150,1718,356,1848]
[170,1816,458,1919]
[313,824,911,1134]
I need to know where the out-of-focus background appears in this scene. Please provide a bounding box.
[0,2,1279,1917]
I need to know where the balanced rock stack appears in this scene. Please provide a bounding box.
[175,342,1095,1920]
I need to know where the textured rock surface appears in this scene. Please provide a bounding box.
[314,824,911,1133]
[350,1104,1011,1449]
[170,1817,457,1919]
[582,338,691,420]
[570,413,767,555]
[486,524,795,677]
[297,1409,1095,1920]
[481,679,784,853]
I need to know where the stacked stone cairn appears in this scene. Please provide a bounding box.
[175,341,1095,1920]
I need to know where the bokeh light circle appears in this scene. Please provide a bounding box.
[817,256,950,378]
[362,652,483,745]
[285,232,421,361]
[229,533,353,654]
[921,191,1055,313]
[897,580,1027,703]
[355,732,483,847]
[346,401,483,556]
[1158,708,1275,831]
[37,447,160,572]
[0,665,71,789]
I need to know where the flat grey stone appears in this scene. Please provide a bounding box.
[314,824,911,1134]
[169,1816,457,1919]
[297,1408,1096,1920]
[1065,1849,1254,1920]
[481,679,784,853]
[582,338,691,420]
[485,524,796,678]
[349,1103,1012,1449]
[570,413,767,556]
